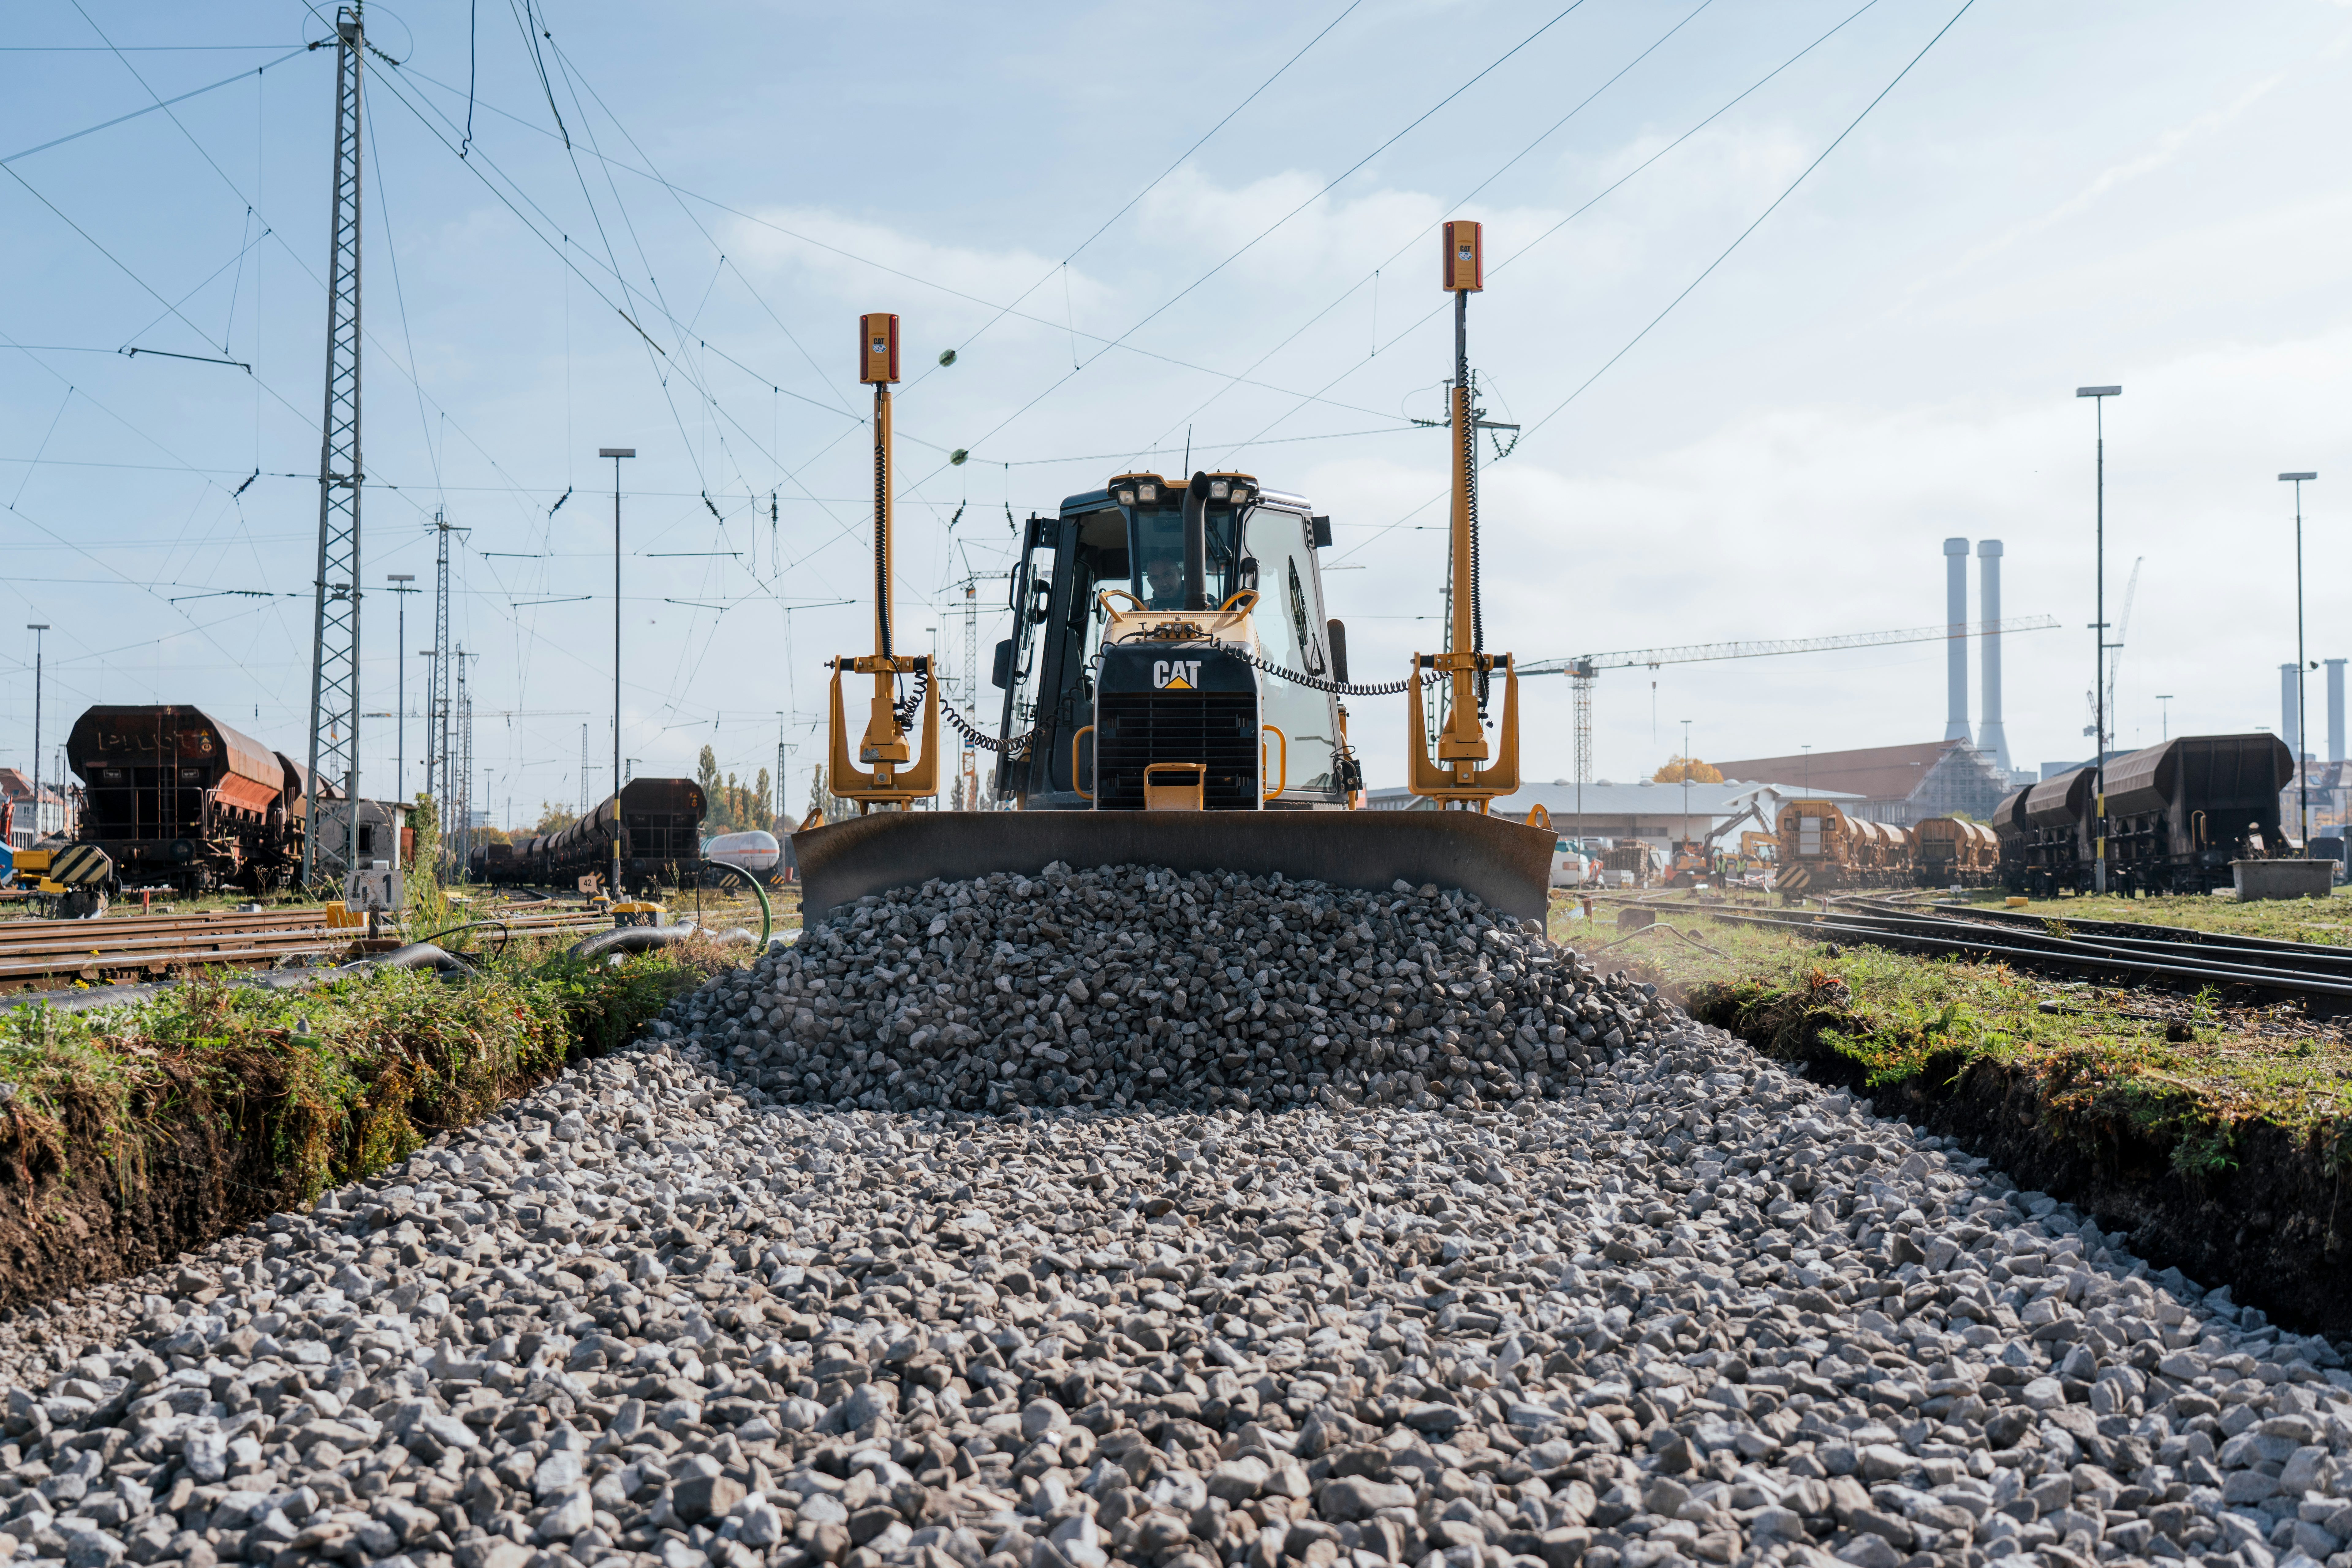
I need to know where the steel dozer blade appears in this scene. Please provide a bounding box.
[791,810,1554,928]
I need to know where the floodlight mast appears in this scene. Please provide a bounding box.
[2282,471,2319,850]
[600,447,634,896]
[2077,385,2121,894]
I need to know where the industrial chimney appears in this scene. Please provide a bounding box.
[1977,540,2010,775]
[1944,538,1971,744]
[2283,663,2302,758]
[2329,659,2345,763]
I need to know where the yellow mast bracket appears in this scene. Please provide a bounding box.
[1406,218,1520,812]
[826,310,943,813]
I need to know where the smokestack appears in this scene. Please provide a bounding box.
[2283,663,2301,758]
[2329,659,2346,763]
[1977,540,2010,775]
[1943,537,1971,744]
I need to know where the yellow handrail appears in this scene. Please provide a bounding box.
[1261,723,1287,801]
[1071,725,1096,802]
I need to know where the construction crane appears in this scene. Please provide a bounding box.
[1521,614,2063,842]
[2086,558,2141,739]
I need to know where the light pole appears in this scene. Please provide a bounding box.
[25,624,48,847]
[1680,718,1692,851]
[2155,694,2174,743]
[2283,472,2319,850]
[599,447,634,896]
[387,575,417,803]
[2078,385,2122,893]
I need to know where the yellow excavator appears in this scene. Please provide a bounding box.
[791,226,1553,923]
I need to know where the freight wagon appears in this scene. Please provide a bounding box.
[66,706,302,893]
[467,779,708,892]
[1990,733,2296,896]
[1913,817,1999,887]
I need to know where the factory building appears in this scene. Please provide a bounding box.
[1708,740,2009,827]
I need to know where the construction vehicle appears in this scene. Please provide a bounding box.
[1662,799,1773,887]
[791,232,1552,924]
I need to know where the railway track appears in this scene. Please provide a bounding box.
[0,901,616,992]
[1673,893,2352,1001]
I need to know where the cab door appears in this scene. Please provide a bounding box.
[1247,506,1339,801]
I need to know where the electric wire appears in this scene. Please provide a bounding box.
[928,3,1592,472]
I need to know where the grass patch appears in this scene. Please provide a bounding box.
[1550,892,2352,1173]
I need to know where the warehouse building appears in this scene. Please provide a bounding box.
[1706,739,2009,826]
[1368,778,1861,846]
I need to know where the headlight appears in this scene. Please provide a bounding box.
[1207,479,1230,500]
[1116,487,1136,505]
[1136,483,1157,503]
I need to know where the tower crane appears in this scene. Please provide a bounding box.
[1520,614,2063,840]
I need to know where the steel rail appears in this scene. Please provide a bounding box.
[1822,906,2352,982]
[1700,906,2352,1000]
[1920,900,2352,967]
[1830,896,2352,979]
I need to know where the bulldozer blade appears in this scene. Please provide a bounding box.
[791,810,1554,928]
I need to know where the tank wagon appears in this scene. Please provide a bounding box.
[66,706,301,893]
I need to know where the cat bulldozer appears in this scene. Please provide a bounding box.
[791,229,1554,924]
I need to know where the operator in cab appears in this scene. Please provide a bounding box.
[1140,534,1188,611]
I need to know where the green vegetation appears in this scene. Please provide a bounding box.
[0,928,743,1221]
[1550,893,2352,1175]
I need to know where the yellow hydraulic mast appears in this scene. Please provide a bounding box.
[1408,221,1518,809]
[828,312,939,810]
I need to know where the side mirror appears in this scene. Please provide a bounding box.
[1327,619,1349,687]
[1311,514,1333,548]
[1237,556,1260,593]
[990,639,1015,689]
[1029,577,1053,624]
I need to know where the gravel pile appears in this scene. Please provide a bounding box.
[6,881,2352,1568]
[672,865,1670,1114]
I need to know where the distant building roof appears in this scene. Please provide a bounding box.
[0,768,64,803]
[1369,777,1861,820]
[1709,740,1963,802]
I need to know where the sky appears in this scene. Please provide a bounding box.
[2,0,2347,824]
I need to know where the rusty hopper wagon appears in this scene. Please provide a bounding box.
[1913,817,1999,887]
[1773,800,1864,893]
[66,705,299,893]
[2098,733,2295,894]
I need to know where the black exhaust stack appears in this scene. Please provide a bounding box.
[1182,470,1210,612]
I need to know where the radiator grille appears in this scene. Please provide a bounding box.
[1095,694,1258,810]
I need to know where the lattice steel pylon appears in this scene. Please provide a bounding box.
[301,6,366,891]
[425,512,461,805]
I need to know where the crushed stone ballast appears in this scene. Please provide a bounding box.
[664,863,1674,1114]
[1,866,2348,1568]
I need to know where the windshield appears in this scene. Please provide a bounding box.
[1129,504,1240,609]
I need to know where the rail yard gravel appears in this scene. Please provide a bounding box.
[4,867,2351,1568]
